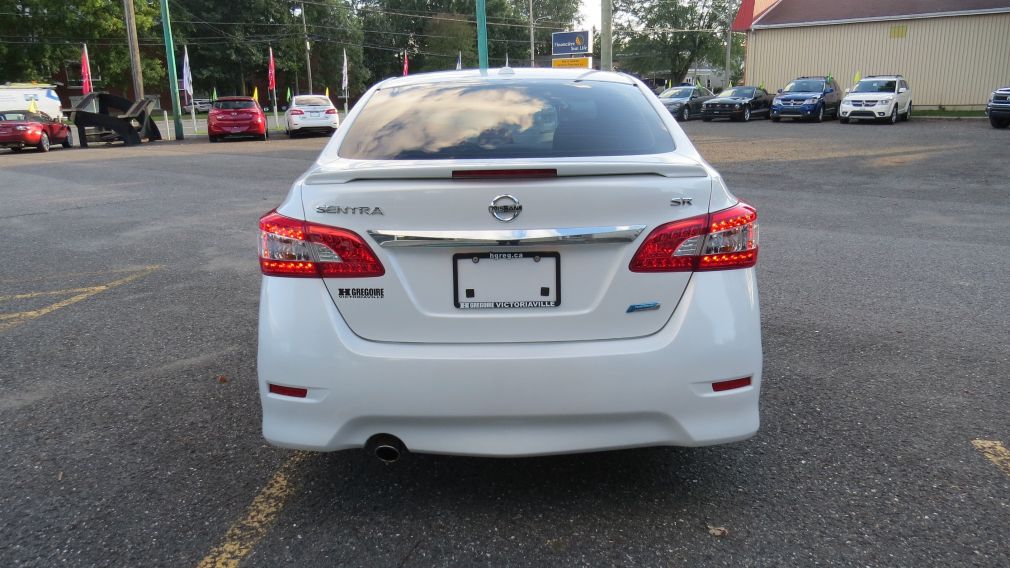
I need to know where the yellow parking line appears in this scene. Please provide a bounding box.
[972,439,1010,478]
[197,452,309,568]
[0,264,160,284]
[0,286,104,302]
[0,266,160,333]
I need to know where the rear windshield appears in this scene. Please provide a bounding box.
[339,80,674,160]
[213,100,256,110]
[0,111,29,121]
[294,96,331,106]
[783,80,825,93]
[852,80,896,93]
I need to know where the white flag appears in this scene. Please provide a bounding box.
[456,51,462,70]
[342,48,349,92]
[182,45,193,97]
[505,52,509,67]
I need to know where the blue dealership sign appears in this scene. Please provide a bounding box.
[552,31,590,56]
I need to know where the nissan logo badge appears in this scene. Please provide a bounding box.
[489,195,522,222]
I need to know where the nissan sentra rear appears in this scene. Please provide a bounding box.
[257,68,762,458]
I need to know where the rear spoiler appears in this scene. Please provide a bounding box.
[305,160,709,185]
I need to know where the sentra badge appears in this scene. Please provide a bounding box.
[317,205,384,215]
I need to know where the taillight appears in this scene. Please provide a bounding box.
[629,202,758,272]
[259,210,384,278]
[290,109,305,115]
[325,108,337,115]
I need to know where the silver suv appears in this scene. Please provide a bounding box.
[840,75,912,124]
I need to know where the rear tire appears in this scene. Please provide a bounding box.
[680,107,689,122]
[992,116,1010,129]
[61,131,73,148]
[10,147,23,153]
[840,117,850,124]
[209,135,218,143]
[771,115,780,122]
[702,117,712,122]
[37,133,50,152]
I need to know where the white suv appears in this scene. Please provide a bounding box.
[840,75,912,124]
[257,69,762,460]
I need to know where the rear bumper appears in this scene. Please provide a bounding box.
[0,132,40,147]
[289,116,339,131]
[257,270,763,456]
[208,122,265,136]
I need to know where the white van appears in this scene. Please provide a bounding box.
[0,84,64,120]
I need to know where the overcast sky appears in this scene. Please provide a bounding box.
[579,0,602,33]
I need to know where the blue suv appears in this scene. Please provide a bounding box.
[770,76,841,123]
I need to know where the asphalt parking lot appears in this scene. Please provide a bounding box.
[1,118,1008,567]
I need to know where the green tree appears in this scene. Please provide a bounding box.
[0,0,164,95]
[614,0,737,83]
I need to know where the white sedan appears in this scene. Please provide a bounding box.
[258,68,762,461]
[284,95,339,137]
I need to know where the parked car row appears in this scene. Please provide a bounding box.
[666,73,1006,130]
[206,94,340,143]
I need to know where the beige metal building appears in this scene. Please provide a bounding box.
[733,0,1010,109]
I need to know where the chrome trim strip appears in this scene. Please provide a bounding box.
[368,226,647,248]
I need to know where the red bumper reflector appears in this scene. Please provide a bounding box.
[712,377,752,392]
[268,384,308,398]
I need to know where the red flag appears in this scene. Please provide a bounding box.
[268,47,276,91]
[402,50,408,76]
[81,44,93,95]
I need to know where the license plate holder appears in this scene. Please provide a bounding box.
[453,252,560,309]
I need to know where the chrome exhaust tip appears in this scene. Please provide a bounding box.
[366,434,405,464]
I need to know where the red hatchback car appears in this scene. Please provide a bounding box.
[0,110,72,152]
[207,97,268,142]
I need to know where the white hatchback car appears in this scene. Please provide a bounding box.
[258,68,762,460]
[840,75,912,124]
[284,94,339,137]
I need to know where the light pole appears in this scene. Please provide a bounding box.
[528,2,551,68]
[300,2,313,93]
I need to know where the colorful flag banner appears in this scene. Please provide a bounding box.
[342,49,349,92]
[853,71,861,84]
[505,52,509,67]
[28,99,39,113]
[456,51,462,70]
[81,44,93,95]
[268,47,276,91]
[212,86,218,101]
[286,86,292,102]
[252,86,259,101]
[403,50,409,76]
[182,45,193,99]
[325,86,330,99]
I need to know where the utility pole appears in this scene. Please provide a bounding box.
[724,17,732,89]
[476,0,488,71]
[158,0,184,140]
[601,0,612,71]
[123,0,144,99]
[300,3,313,93]
[529,0,535,67]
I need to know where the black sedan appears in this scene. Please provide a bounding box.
[658,85,716,122]
[701,86,774,122]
